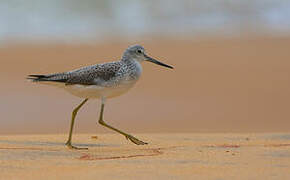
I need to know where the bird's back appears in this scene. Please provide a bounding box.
[28,61,124,86]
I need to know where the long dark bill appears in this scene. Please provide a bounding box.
[145,54,174,69]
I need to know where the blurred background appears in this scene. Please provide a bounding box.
[1,0,290,134]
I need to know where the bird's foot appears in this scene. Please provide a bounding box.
[125,134,148,145]
[65,141,88,150]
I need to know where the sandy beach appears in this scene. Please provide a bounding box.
[1,37,290,179]
[0,133,290,180]
[1,0,290,179]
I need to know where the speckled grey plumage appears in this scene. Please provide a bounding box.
[28,45,145,87]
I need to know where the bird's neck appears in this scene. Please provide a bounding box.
[121,57,139,67]
[121,58,143,80]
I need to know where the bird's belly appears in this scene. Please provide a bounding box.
[64,82,136,99]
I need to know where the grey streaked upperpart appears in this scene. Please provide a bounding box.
[28,45,173,88]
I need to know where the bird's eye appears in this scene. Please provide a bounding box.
[137,49,142,54]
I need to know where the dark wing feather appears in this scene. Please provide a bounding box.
[27,73,68,83]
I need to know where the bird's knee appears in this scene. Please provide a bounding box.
[72,110,78,116]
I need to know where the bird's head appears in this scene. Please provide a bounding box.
[122,45,173,69]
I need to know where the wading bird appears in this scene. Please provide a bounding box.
[28,45,173,149]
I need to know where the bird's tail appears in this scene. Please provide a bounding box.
[27,74,50,82]
[27,74,68,83]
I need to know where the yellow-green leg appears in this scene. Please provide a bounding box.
[98,98,147,145]
[65,98,88,150]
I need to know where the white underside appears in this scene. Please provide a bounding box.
[38,81,136,99]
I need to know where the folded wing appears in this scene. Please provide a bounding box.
[27,61,123,86]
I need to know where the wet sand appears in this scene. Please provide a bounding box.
[0,133,290,180]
